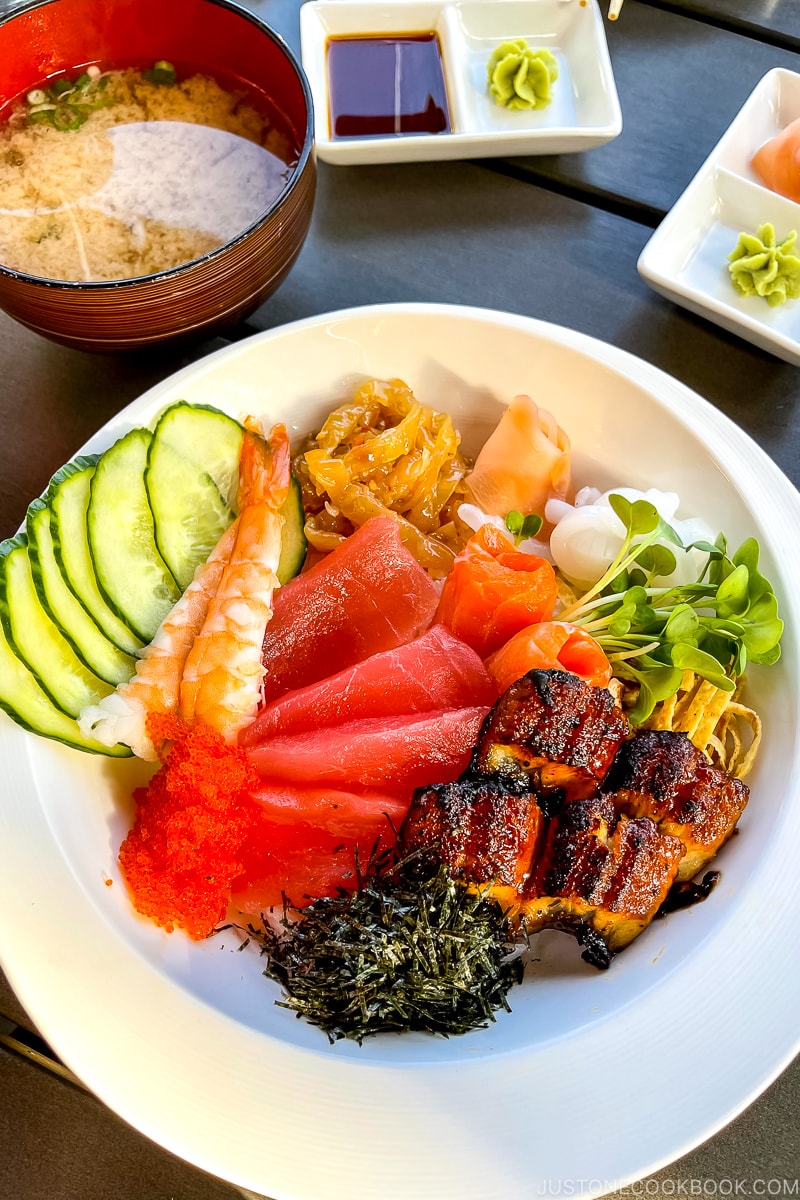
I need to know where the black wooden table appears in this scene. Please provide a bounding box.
[0,2,798,1197]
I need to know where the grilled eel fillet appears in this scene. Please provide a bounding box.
[600,729,749,881]
[403,780,685,968]
[473,669,630,801]
[401,669,749,967]
[403,777,546,911]
[520,796,685,968]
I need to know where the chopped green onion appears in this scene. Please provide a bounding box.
[52,104,83,131]
[26,89,47,106]
[141,59,177,86]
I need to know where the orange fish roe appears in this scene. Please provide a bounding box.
[118,713,263,939]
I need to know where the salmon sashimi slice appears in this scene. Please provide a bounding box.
[435,524,558,658]
[247,706,490,792]
[485,621,612,693]
[258,516,439,705]
[241,624,496,746]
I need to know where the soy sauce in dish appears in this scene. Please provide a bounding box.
[326,33,450,139]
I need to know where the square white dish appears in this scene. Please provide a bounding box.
[638,68,800,367]
[299,0,622,164]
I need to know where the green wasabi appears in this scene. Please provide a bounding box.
[727,223,800,307]
[486,41,558,111]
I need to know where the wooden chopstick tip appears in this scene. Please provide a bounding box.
[608,0,624,19]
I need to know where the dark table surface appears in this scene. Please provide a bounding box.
[0,1,798,1197]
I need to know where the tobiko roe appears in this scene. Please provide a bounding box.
[119,713,264,939]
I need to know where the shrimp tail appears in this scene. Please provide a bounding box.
[239,418,291,510]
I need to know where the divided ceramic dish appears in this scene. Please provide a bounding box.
[638,68,800,367]
[299,0,622,164]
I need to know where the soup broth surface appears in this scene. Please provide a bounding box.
[0,63,299,282]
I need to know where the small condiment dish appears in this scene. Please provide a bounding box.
[299,0,622,165]
[638,68,800,368]
[0,0,316,352]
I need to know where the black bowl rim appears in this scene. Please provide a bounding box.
[0,0,315,292]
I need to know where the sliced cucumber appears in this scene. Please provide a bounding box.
[146,437,234,590]
[150,401,244,509]
[147,401,306,587]
[0,614,131,756]
[278,474,307,584]
[48,457,144,656]
[0,536,114,718]
[27,499,136,687]
[87,427,181,643]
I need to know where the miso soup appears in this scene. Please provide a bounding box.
[0,61,300,282]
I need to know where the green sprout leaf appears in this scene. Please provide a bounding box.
[635,543,678,580]
[663,603,699,644]
[670,644,736,691]
[504,510,543,543]
[716,563,751,618]
[623,661,685,725]
[558,511,783,724]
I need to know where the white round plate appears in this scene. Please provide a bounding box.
[1,304,798,1200]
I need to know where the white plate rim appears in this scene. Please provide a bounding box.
[0,302,798,1200]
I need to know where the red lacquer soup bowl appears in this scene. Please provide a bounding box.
[0,0,315,351]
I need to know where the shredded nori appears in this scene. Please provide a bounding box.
[249,858,525,1043]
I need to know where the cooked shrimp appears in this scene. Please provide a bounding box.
[78,518,240,760]
[178,420,290,741]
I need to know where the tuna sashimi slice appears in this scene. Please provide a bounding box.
[241,624,496,746]
[249,781,410,836]
[231,820,395,913]
[247,706,490,792]
[260,516,439,705]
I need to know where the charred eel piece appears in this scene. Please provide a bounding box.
[520,795,685,968]
[601,729,749,881]
[473,669,629,800]
[401,776,544,909]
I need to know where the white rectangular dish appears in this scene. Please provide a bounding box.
[638,68,800,368]
[299,0,622,164]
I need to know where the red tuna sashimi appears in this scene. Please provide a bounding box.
[231,818,397,913]
[249,781,410,836]
[247,706,490,791]
[241,624,496,746]
[260,516,439,704]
